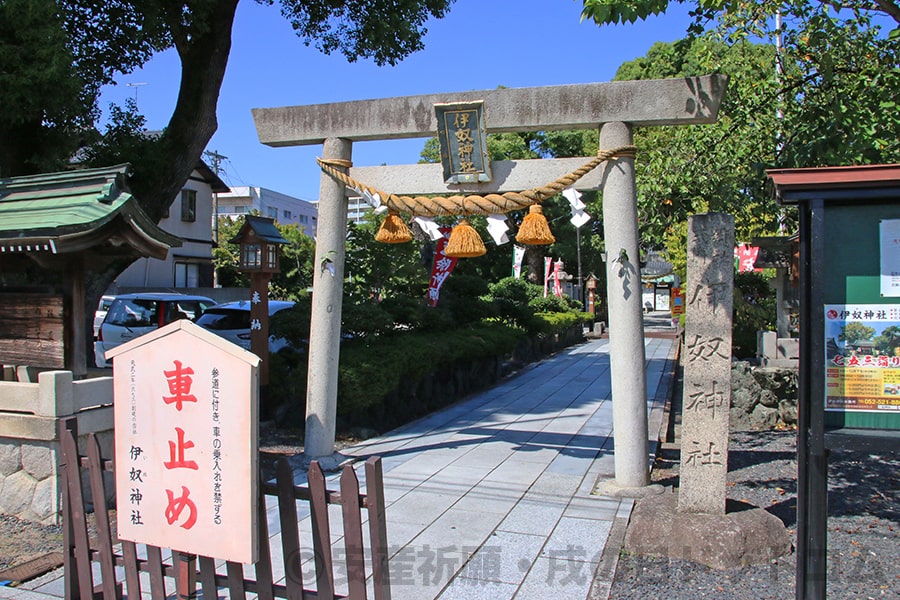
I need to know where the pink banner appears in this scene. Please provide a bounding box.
[427,227,458,307]
[543,257,553,298]
[553,260,563,297]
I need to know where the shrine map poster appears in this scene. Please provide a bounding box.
[825,304,900,413]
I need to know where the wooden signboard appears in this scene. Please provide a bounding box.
[108,320,260,564]
[0,294,65,368]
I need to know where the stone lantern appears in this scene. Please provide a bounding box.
[230,216,288,387]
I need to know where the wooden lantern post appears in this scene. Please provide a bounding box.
[230,216,288,387]
[585,274,598,315]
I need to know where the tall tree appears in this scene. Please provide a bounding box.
[2,0,453,216]
[581,1,900,168]
[612,38,782,251]
[2,0,455,307]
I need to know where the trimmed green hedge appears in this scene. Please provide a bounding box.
[336,322,522,416]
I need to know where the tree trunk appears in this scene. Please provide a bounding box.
[130,0,239,222]
[82,0,240,365]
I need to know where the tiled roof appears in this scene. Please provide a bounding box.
[0,164,181,261]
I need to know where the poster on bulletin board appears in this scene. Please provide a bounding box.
[825,304,900,413]
[880,219,900,297]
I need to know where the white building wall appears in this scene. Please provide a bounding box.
[218,186,318,236]
[114,166,222,289]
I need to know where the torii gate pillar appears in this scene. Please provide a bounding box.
[600,122,649,488]
[305,137,352,461]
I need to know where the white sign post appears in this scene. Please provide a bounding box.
[108,320,260,564]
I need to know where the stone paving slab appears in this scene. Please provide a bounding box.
[1,331,677,600]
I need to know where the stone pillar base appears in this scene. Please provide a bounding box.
[623,489,792,569]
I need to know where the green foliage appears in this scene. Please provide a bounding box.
[268,298,312,344]
[335,322,523,416]
[874,326,900,355]
[613,37,783,251]
[529,294,571,314]
[586,1,900,169]
[531,311,583,335]
[732,271,777,358]
[4,0,457,320]
[581,0,670,25]
[839,321,877,345]
[584,0,900,269]
[275,0,454,67]
[212,215,316,297]
[212,216,245,287]
[487,277,540,329]
[268,263,590,423]
[435,274,497,326]
[345,218,430,300]
[0,0,167,176]
[341,299,394,337]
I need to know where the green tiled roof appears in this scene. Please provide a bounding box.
[0,164,181,261]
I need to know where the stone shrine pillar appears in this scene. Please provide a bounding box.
[600,122,649,489]
[304,137,352,459]
[678,213,734,514]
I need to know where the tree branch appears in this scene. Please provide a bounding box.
[872,0,900,24]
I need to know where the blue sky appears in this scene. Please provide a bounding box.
[100,0,694,202]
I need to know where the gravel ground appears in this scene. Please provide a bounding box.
[609,429,899,599]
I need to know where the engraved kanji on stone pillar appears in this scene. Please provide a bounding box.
[678,213,734,515]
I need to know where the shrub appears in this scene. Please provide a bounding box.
[733,271,777,359]
[529,294,570,313]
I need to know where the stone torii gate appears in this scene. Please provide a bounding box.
[252,75,728,487]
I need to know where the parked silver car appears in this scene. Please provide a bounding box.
[194,300,296,353]
[93,293,215,368]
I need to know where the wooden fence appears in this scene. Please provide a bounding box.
[59,418,391,600]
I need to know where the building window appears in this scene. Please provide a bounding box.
[174,262,200,287]
[282,209,292,220]
[267,207,277,219]
[181,190,197,222]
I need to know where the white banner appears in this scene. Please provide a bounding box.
[512,245,526,279]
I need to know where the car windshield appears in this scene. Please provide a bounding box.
[106,299,158,327]
[195,309,250,331]
[166,300,211,322]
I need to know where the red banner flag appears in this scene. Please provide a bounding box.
[427,227,458,307]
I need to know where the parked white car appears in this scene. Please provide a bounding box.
[194,300,296,353]
[93,293,215,368]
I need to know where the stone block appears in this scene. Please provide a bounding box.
[778,399,798,426]
[757,331,777,359]
[0,469,37,515]
[625,490,791,569]
[31,476,59,523]
[0,441,21,476]
[38,370,74,416]
[777,338,799,359]
[749,404,779,430]
[21,443,55,480]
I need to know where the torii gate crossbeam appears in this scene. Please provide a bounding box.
[252,75,728,487]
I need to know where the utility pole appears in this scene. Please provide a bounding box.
[203,149,228,288]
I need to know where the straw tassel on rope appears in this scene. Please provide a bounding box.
[516,205,555,245]
[375,210,413,244]
[443,220,486,258]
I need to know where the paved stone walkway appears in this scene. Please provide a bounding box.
[1,325,677,600]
